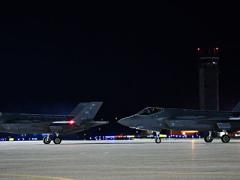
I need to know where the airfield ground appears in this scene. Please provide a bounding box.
[1,139,240,180]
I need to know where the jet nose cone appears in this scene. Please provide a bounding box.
[118,118,130,127]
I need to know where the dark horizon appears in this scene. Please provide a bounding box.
[1,2,240,121]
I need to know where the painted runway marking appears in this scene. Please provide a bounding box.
[0,174,73,180]
[159,171,240,176]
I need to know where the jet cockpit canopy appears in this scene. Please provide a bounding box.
[137,107,162,115]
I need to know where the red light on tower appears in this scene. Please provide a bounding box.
[213,47,220,56]
[196,47,202,56]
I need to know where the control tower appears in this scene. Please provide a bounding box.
[196,47,220,111]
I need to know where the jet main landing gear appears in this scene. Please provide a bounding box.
[53,137,62,144]
[221,134,230,143]
[43,136,51,144]
[203,131,231,144]
[204,131,214,143]
[43,134,62,145]
[204,135,214,143]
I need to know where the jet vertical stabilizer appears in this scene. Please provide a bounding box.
[70,102,103,124]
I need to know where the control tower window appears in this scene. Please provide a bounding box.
[138,107,161,115]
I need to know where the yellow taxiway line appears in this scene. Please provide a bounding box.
[0,174,73,180]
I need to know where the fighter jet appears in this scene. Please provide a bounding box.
[118,102,240,144]
[0,102,108,144]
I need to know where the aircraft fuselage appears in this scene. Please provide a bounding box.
[118,108,240,132]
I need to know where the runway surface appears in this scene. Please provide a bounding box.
[1,139,240,180]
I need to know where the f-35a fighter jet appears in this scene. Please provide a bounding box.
[118,102,240,144]
[0,102,108,144]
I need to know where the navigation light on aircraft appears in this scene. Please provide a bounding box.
[68,120,76,125]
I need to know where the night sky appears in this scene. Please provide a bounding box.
[1,2,240,122]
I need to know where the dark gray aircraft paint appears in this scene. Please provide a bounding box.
[118,102,240,144]
[0,102,108,144]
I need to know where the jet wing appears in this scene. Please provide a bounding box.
[81,120,109,129]
[199,117,240,122]
[198,117,240,131]
[2,113,73,124]
[89,121,109,125]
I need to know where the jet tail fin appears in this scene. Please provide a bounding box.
[232,101,240,112]
[70,102,103,123]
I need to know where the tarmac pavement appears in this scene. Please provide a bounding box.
[1,139,240,180]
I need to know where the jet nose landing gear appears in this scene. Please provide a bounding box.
[155,137,161,143]
[154,132,161,144]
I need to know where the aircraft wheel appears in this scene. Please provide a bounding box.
[221,135,230,143]
[204,135,213,143]
[43,137,51,144]
[53,137,62,144]
[155,137,161,144]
